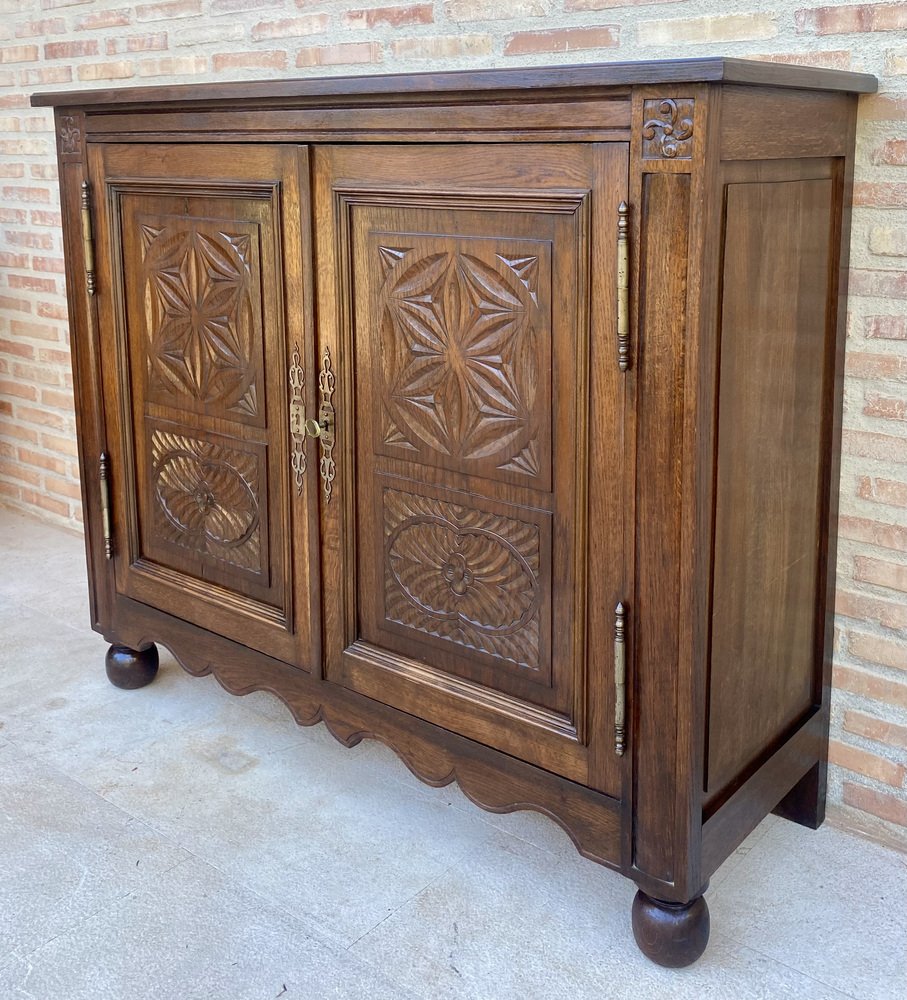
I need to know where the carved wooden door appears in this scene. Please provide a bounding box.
[314,144,628,792]
[89,144,320,666]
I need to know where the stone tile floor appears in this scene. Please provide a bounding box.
[0,506,904,1000]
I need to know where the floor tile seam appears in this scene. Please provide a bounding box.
[710,928,872,1000]
[345,859,462,954]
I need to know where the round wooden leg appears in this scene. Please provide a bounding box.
[631,889,710,968]
[105,643,159,690]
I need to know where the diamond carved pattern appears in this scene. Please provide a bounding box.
[379,247,542,476]
[141,221,259,417]
[384,488,542,671]
[151,428,262,573]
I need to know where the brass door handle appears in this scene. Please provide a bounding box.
[304,417,325,439]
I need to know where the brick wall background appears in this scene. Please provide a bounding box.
[0,0,905,850]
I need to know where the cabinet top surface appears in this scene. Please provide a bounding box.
[31,56,876,109]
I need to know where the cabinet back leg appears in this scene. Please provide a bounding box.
[105,643,159,690]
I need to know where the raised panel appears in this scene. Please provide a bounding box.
[139,216,264,424]
[375,237,551,489]
[146,420,268,584]
[381,484,551,684]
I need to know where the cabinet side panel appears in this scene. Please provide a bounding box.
[705,174,834,802]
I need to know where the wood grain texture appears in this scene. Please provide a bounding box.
[706,165,836,804]
[30,56,876,109]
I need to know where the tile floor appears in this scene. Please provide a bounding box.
[0,506,904,1000]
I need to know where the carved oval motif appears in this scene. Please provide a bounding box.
[155,449,258,548]
[387,515,539,636]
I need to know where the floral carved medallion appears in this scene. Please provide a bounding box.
[642,98,695,160]
[384,488,543,671]
[378,246,542,478]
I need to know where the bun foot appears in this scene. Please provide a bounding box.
[631,889,710,968]
[105,643,159,690]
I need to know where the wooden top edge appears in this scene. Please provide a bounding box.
[30,57,877,109]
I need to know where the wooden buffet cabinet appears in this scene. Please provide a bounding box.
[34,57,876,967]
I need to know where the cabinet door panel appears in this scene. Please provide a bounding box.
[91,144,319,666]
[315,144,627,790]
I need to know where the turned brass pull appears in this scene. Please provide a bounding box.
[614,601,627,756]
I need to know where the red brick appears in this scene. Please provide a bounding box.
[36,303,67,322]
[210,0,284,10]
[43,474,82,501]
[37,348,71,365]
[9,320,61,343]
[30,210,62,227]
[0,93,29,109]
[832,664,907,708]
[0,139,50,156]
[504,25,619,56]
[15,18,66,37]
[863,392,907,421]
[858,476,907,507]
[844,710,907,751]
[0,163,24,178]
[0,295,31,313]
[797,3,907,35]
[864,315,907,341]
[40,387,74,409]
[845,352,907,380]
[135,0,201,20]
[343,3,433,28]
[31,257,66,275]
[853,182,907,208]
[838,514,907,552]
[0,251,29,269]
[16,447,67,475]
[0,379,39,402]
[74,8,132,29]
[29,164,58,180]
[212,50,288,72]
[855,554,907,592]
[7,274,56,293]
[18,66,72,85]
[836,589,907,631]
[77,61,135,82]
[843,781,907,827]
[872,138,907,165]
[0,45,39,64]
[0,459,42,488]
[447,0,549,15]
[39,431,79,458]
[20,487,70,519]
[250,15,330,40]
[44,40,99,59]
[15,405,70,432]
[0,338,35,360]
[850,269,907,298]
[2,186,51,203]
[0,208,27,224]
[3,230,54,250]
[829,740,906,786]
[849,629,907,669]
[0,401,11,419]
[137,56,208,77]
[296,42,382,67]
[391,34,493,58]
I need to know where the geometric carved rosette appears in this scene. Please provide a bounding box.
[376,238,549,485]
[150,426,263,575]
[140,216,261,420]
[383,487,543,672]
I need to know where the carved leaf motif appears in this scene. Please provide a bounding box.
[151,428,261,572]
[642,97,694,160]
[59,115,80,155]
[381,249,538,468]
[142,223,258,414]
[384,488,541,671]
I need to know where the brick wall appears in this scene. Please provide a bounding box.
[1,0,905,850]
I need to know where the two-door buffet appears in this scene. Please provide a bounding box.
[33,57,876,966]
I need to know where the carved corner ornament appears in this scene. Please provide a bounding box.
[59,114,82,157]
[642,98,694,160]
